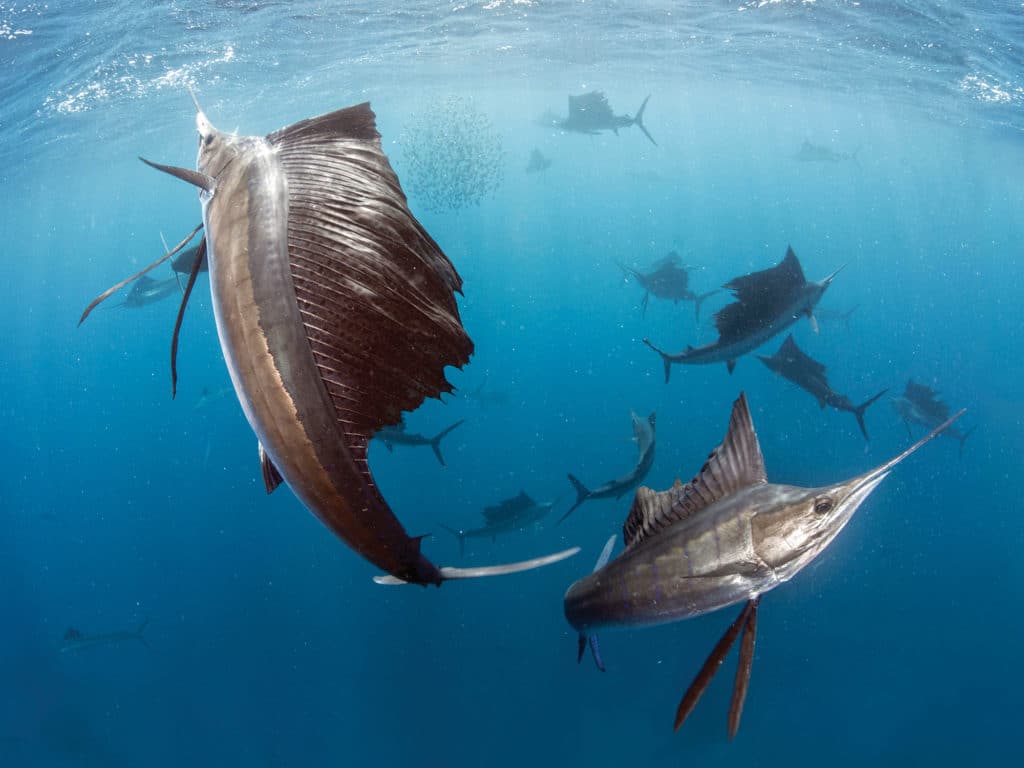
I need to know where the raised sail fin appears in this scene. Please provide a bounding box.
[623,393,766,550]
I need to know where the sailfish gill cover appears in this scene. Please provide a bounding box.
[1,2,1021,767]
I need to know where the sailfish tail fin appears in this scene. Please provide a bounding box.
[693,290,719,324]
[558,474,591,524]
[429,419,466,466]
[633,95,657,146]
[853,388,889,441]
[958,426,976,459]
[134,618,151,650]
[642,338,674,383]
[440,524,466,557]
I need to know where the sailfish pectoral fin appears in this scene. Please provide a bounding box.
[727,597,759,739]
[78,223,204,326]
[139,157,216,192]
[170,237,206,398]
[674,599,757,733]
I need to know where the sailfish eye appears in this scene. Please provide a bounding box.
[813,496,834,515]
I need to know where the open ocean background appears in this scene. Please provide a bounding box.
[2,2,1022,765]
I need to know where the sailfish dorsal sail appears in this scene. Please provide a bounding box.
[622,393,767,550]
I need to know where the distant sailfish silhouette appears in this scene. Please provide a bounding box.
[561,411,656,523]
[620,251,718,319]
[757,334,887,440]
[122,274,180,308]
[526,148,552,173]
[442,491,556,555]
[892,379,975,456]
[558,92,656,146]
[60,620,149,653]
[644,246,841,379]
[375,417,465,467]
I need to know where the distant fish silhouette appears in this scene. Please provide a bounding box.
[795,140,860,165]
[558,91,656,146]
[442,491,556,555]
[562,411,656,523]
[757,334,887,440]
[122,274,180,308]
[815,304,859,330]
[457,375,511,409]
[644,246,842,379]
[170,243,208,275]
[892,379,975,456]
[375,417,466,467]
[59,620,149,653]
[620,251,718,319]
[192,385,234,411]
[526,148,552,173]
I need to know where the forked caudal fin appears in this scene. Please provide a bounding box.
[429,419,466,467]
[558,474,591,524]
[641,338,674,383]
[372,547,580,585]
[439,524,466,557]
[633,95,657,147]
[853,388,889,441]
[578,535,616,672]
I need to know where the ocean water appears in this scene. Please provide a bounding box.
[2,1,1022,765]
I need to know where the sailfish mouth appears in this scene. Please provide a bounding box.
[821,263,847,286]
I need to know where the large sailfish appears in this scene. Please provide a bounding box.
[564,393,962,739]
[81,93,576,586]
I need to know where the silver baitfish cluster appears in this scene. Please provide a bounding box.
[399,95,506,212]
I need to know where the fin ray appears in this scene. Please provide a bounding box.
[623,393,765,550]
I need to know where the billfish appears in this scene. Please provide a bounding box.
[892,379,974,456]
[442,491,556,555]
[644,246,841,379]
[558,91,656,146]
[564,393,963,739]
[757,334,887,440]
[561,411,656,523]
[620,251,718,319]
[121,274,181,308]
[170,243,208,275]
[374,417,465,467]
[124,93,576,586]
[59,620,149,653]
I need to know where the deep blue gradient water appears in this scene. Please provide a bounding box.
[2,2,1022,766]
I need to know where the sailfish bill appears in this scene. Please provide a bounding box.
[142,94,576,585]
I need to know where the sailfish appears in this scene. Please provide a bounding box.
[643,246,841,380]
[80,93,577,586]
[757,334,888,441]
[564,393,963,739]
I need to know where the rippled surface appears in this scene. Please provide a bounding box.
[1,1,1022,168]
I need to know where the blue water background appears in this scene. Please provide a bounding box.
[1,2,1022,765]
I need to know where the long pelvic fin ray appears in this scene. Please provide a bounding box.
[674,599,756,732]
[78,224,203,325]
